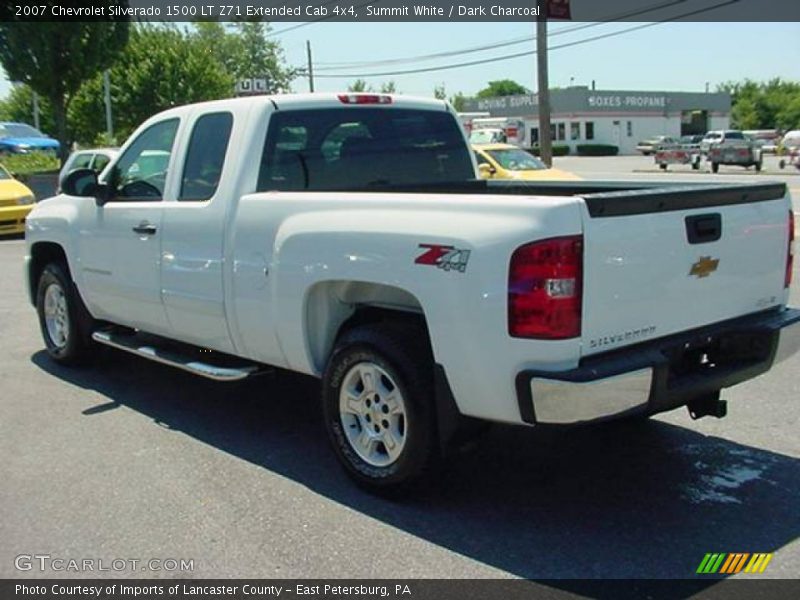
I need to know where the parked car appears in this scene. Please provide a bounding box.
[744,130,782,154]
[704,130,762,173]
[27,93,799,493]
[0,163,35,236]
[0,122,60,156]
[679,134,704,148]
[636,136,677,155]
[700,130,746,154]
[58,148,119,193]
[473,143,580,181]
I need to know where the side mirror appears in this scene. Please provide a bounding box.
[62,168,112,206]
[62,168,99,198]
[478,163,496,179]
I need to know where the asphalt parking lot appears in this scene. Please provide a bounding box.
[1,157,799,588]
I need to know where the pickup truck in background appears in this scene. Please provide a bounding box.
[702,130,763,173]
[24,94,800,493]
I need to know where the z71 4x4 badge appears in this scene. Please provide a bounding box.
[415,244,471,273]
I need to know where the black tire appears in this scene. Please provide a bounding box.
[36,262,97,365]
[779,159,786,169]
[711,162,719,173]
[659,163,667,170]
[755,161,762,172]
[322,323,440,495]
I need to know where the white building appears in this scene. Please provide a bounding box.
[462,87,731,155]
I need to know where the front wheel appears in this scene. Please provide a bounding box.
[711,162,719,173]
[36,262,96,365]
[322,323,439,494]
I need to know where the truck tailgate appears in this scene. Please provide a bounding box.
[579,183,791,357]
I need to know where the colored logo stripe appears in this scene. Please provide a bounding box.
[697,553,773,574]
[744,553,773,573]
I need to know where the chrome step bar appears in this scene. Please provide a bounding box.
[92,331,262,382]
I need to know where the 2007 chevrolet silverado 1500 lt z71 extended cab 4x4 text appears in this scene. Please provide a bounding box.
[24,94,800,493]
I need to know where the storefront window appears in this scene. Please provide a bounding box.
[586,122,595,140]
[570,122,580,140]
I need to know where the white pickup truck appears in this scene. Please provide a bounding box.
[24,94,799,493]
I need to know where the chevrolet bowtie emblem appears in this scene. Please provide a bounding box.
[690,256,720,278]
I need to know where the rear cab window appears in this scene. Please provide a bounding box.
[257,108,474,191]
[179,112,234,201]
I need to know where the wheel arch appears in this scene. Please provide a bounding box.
[303,280,431,374]
[28,241,71,307]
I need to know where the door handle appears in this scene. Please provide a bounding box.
[132,222,157,235]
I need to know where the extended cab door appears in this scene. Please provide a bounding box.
[76,118,179,332]
[159,110,236,353]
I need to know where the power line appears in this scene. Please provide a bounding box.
[309,0,738,78]
[269,0,382,37]
[312,0,689,70]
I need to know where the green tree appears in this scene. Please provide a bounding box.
[194,21,296,92]
[449,92,467,112]
[69,25,233,145]
[476,79,529,98]
[433,84,447,100]
[718,78,800,130]
[0,84,56,135]
[380,81,398,94]
[348,79,371,92]
[0,5,130,159]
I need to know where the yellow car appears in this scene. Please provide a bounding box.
[473,143,580,181]
[0,164,35,236]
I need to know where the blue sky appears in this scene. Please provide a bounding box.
[2,21,799,101]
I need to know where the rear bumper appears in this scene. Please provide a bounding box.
[516,307,800,425]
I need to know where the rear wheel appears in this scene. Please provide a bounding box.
[711,162,719,173]
[36,262,96,365]
[659,163,667,170]
[322,323,439,494]
[755,161,762,172]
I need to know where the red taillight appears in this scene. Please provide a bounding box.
[337,94,392,105]
[508,235,583,339]
[787,210,795,288]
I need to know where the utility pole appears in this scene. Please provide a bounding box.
[103,70,113,141]
[306,41,315,93]
[32,92,40,130]
[536,5,553,167]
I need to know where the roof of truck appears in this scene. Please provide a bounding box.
[155,93,450,116]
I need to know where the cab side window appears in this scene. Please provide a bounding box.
[179,112,233,201]
[110,118,179,201]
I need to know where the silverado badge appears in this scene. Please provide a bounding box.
[690,256,720,278]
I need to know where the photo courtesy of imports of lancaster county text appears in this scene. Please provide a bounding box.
[4,0,800,21]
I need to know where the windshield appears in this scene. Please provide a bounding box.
[470,129,505,144]
[0,123,44,138]
[0,165,10,180]
[485,148,546,171]
[725,131,744,139]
